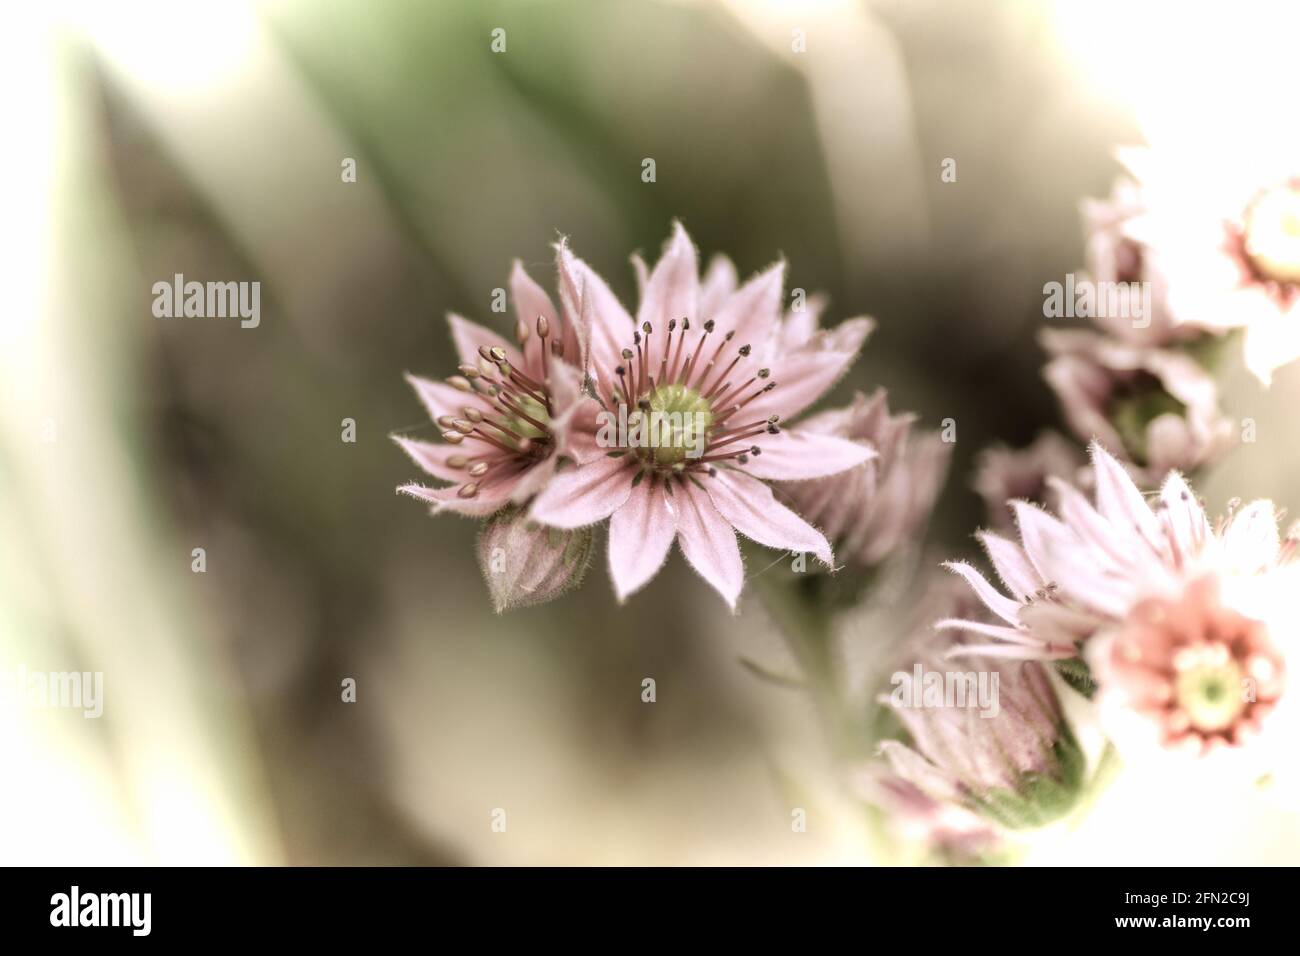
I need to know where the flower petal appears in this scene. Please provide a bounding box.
[509,260,562,375]
[1089,441,1162,552]
[699,254,738,316]
[529,456,635,529]
[877,741,961,804]
[393,435,470,484]
[447,313,524,370]
[637,221,698,370]
[934,618,1041,646]
[744,318,874,422]
[608,478,678,601]
[710,261,784,349]
[1013,500,1132,617]
[706,470,832,566]
[942,561,1021,625]
[976,531,1041,601]
[638,221,698,325]
[1222,500,1280,574]
[397,479,515,517]
[675,480,744,610]
[744,431,875,481]
[404,372,492,422]
[1159,470,1206,567]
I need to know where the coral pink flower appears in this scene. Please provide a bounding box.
[939,441,1293,661]
[1117,148,1300,385]
[395,252,590,516]
[529,223,875,608]
[1089,576,1286,764]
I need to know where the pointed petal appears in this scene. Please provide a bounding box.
[977,531,1041,601]
[706,469,833,565]
[638,221,698,328]
[637,222,698,372]
[393,435,469,484]
[1089,441,1162,551]
[710,261,784,348]
[397,479,515,517]
[509,260,561,375]
[1222,500,1280,574]
[933,618,1042,646]
[699,254,738,316]
[942,561,1021,625]
[608,478,678,601]
[945,642,1076,661]
[744,318,874,422]
[1048,476,1136,572]
[877,741,961,804]
[447,313,524,370]
[675,480,744,610]
[744,431,875,481]
[1013,500,1133,616]
[1013,500,1081,583]
[779,293,828,350]
[404,372,492,422]
[529,456,635,529]
[1159,473,1206,567]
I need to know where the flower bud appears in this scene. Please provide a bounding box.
[476,506,594,613]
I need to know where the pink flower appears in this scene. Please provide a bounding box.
[972,431,1083,534]
[780,389,950,568]
[1079,177,1188,348]
[878,626,1083,828]
[1117,148,1300,385]
[1039,328,1235,482]
[854,770,1000,863]
[395,252,590,517]
[528,223,875,609]
[940,441,1293,661]
[1089,576,1286,764]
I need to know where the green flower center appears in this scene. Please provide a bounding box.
[1108,377,1186,466]
[504,393,550,447]
[1174,648,1245,733]
[1243,183,1300,285]
[637,383,714,467]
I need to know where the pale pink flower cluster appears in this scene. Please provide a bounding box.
[396,225,950,609]
[942,441,1297,773]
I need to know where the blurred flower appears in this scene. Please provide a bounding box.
[529,223,875,609]
[973,431,1083,533]
[855,770,1000,864]
[1079,177,1187,348]
[1118,148,1300,385]
[878,628,1084,829]
[1040,328,1234,481]
[780,389,949,569]
[395,254,595,515]
[1089,576,1287,771]
[940,442,1294,662]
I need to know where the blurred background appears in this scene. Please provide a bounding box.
[3,0,1298,865]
